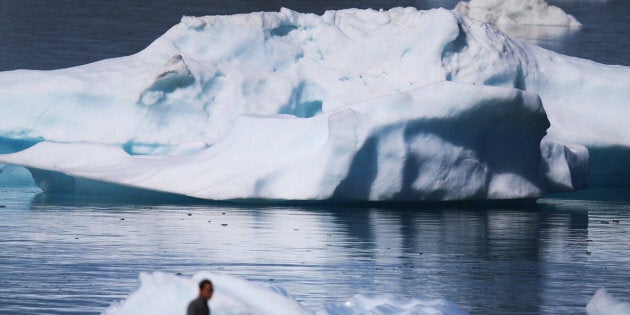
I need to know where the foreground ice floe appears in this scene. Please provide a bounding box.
[103,272,468,315]
[586,288,630,315]
[454,0,582,26]
[2,6,629,199]
[105,273,629,315]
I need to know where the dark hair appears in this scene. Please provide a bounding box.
[199,279,213,290]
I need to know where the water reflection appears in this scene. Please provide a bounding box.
[2,190,629,314]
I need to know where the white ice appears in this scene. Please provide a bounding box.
[3,6,629,200]
[105,273,627,315]
[0,81,588,201]
[104,272,468,315]
[0,8,625,150]
[454,0,582,26]
[586,288,630,315]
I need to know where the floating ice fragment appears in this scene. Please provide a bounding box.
[104,272,467,315]
[586,288,630,315]
[454,0,582,26]
[138,54,195,106]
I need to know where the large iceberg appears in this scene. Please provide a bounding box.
[454,0,582,26]
[4,6,628,201]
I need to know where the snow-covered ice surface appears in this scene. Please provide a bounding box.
[454,0,582,26]
[104,272,468,315]
[2,6,630,200]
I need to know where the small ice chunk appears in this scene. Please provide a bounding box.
[454,0,582,27]
[586,288,630,315]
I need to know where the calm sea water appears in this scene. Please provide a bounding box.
[1,180,630,314]
[1,1,630,314]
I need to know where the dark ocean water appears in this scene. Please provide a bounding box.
[1,182,630,315]
[1,1,630,314]
[0,0,628,71]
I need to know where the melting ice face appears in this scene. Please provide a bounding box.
[1,7,629,200]
[0,81,588,201]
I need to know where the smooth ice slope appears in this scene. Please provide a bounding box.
[104,272,468,315]
[6,6,629,198]
[0,82,588,201]
[454,0,582,26]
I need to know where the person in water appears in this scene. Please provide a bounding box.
[187,279,214,315]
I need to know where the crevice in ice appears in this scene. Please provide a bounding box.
[483,62,527,90]
[333,136,379,200]
[278,81,323,118]
[122,141,170,156]
[0,136,42,154]
[137,54,195,106]
[122,140,211,156]
[515,63,526,90]
[442,21,468,81]
[268,24,298,37]
[398,153,423,198]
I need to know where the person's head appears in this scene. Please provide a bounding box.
[198,279,214,300]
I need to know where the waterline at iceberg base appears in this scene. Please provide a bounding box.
[6,6,630,201]
[0,81,587,202]
[0,98,589,202]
